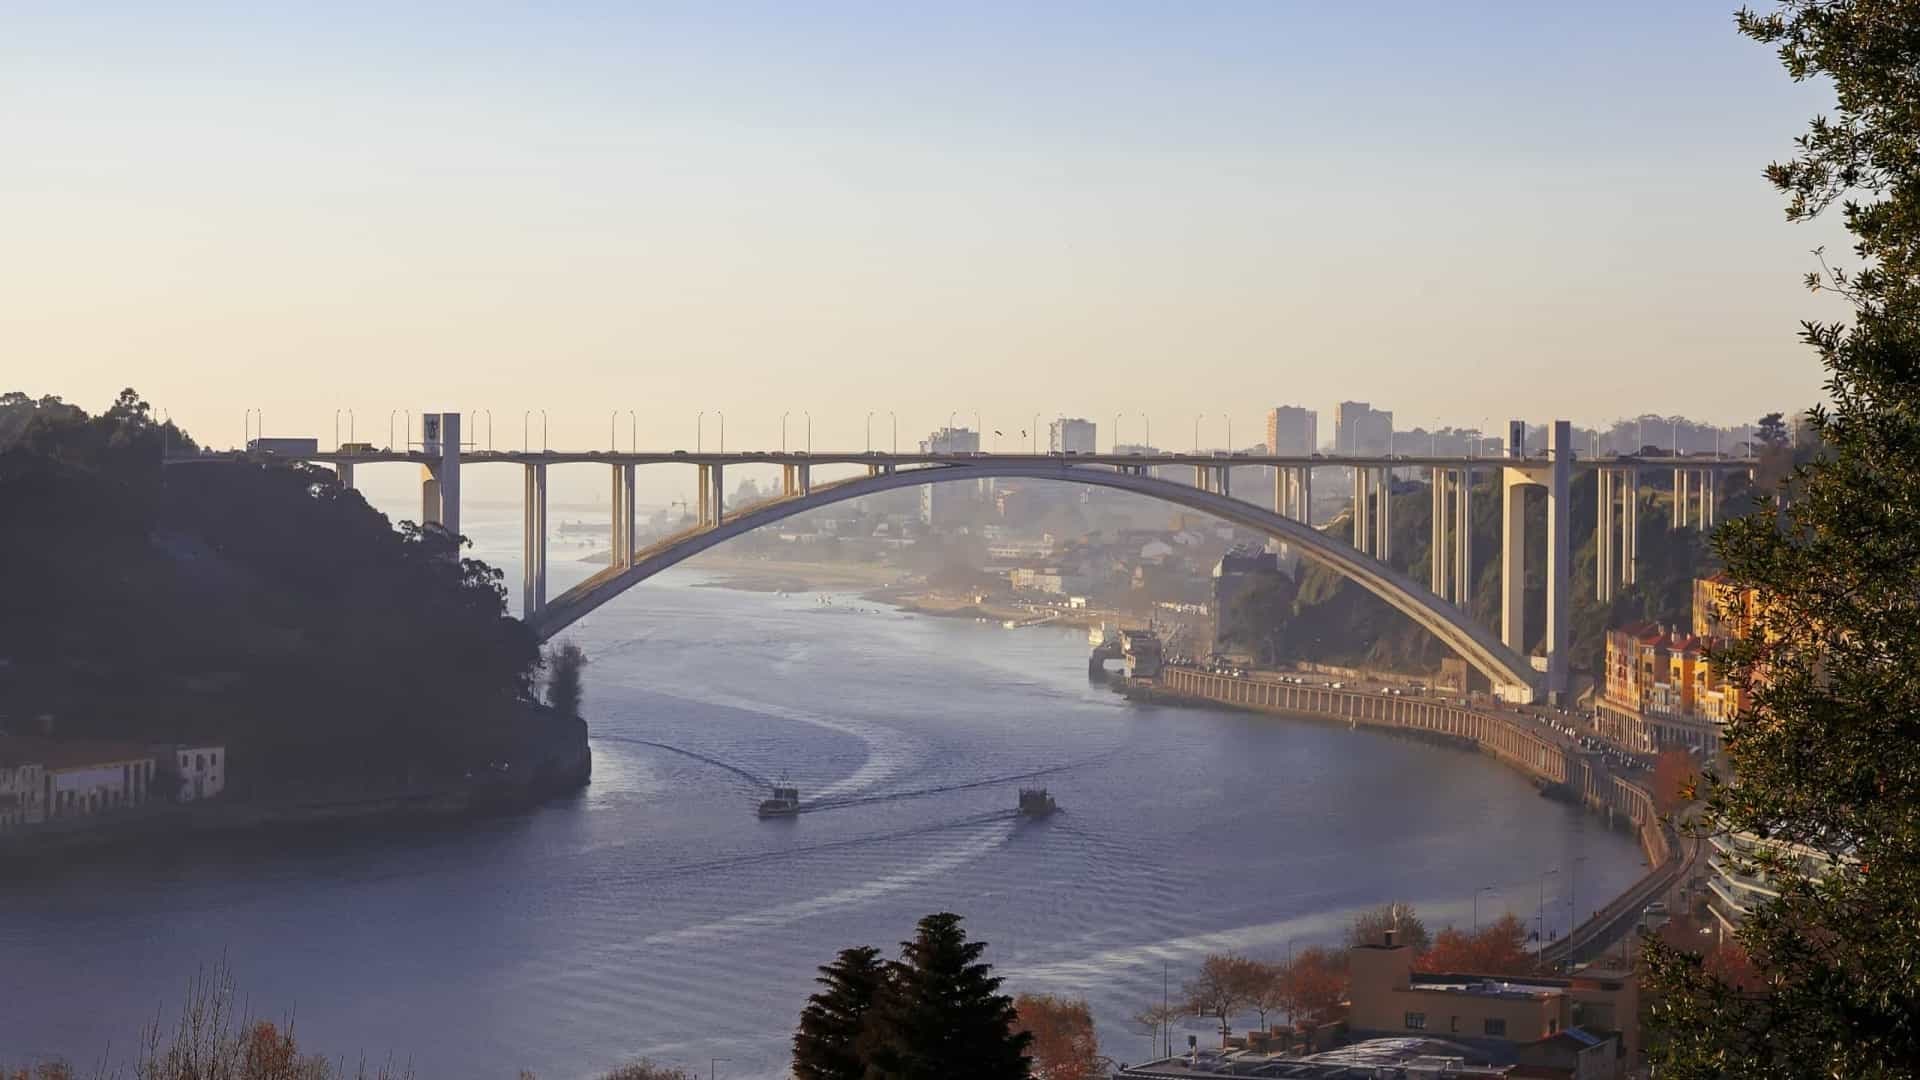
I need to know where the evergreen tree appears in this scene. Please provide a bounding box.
[793,946,888,1080]
[858,913,1031,1080]
[1642,3,1920,1076]
[545,640,588,720]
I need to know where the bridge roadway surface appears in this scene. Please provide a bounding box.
[181,447,1759,471]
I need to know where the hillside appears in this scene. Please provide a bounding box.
[0,390,559,795]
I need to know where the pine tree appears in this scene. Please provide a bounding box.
[793,946,889,1080]
[1641,3,1920,1076]
[858,913,1032,1080]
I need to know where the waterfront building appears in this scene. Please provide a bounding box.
[1347,939,1636,1075]
[163,744,227,802]
[0,738,159,821]
[0,753,45,831]
[1265,405,1317,455]
[1047,417,1097,454]
[1009,567,1091,596]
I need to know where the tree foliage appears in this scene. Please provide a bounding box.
[1182,954,1256,1038]
[0,390,542,787]
[1346,902,1432,954]
[1416,914,1532,976]
[1280,947,1348,1027]
[1641,4,1920,1077]
[545,641,589,721]
[793,946,888,1080]
[1012,994,1100,1080]
[799,913,1031,1080]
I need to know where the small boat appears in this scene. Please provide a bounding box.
[757,785,801,818]
[1017,787,1058,818]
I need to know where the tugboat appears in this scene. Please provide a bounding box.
[757,784,801,818]
[1017,787,1058,818]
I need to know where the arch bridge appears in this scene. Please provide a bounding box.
[172,414,1758,704]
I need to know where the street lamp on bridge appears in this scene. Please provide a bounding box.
[865,410,875,453]
[781,410,789,453]
[696,411,705,453]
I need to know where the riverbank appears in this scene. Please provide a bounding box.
[0,711,590,864]
[1146,666,1678,966]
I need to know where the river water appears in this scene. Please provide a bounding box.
[0,503,1647,1079]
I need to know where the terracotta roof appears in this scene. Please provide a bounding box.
[0,736,155,771]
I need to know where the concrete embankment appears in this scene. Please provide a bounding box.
[1149,668,1677,962]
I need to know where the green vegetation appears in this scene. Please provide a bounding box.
[1641,2,1920,1076]
[0,390,550,791]
[794,912,1032,1080]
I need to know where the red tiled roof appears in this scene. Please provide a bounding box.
[0,736,155,771]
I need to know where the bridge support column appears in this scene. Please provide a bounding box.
[1299,466,1312,523]
[1624,468,1638,586]
[1701,469,1716,530]
[1547,420,1573,702]
[1351,467,1368,554]
[419,413,461,538]
[1218,464,1231,499]
[1501,466,1527,653]
[1430,467,1445,594]
[610,464,635,569]
[697,465,711,525]
[709,463,725,526]
[1455,466,1472,612]
[523,462,548,617]
[1375,468,1392,563]
[1597,467,1613,604]
[335,461,354,490]
[1674,468,1690,529]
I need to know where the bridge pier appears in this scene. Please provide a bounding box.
[1351,467,1370,554]
[335,461,354,490]
[1455,465,1473,611]
[1674,468,1689,529]
[1375,467,1392,563]
[1597,467,1614,603]
[419,412,461,539]
[1546,420,1573,702]
[1501,461,1527,654]
[610,464,635,569]
[1624,468,1639,586]
[1430,466,1445,595]
[523,462,548,617]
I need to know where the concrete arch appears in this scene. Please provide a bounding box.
[526,463,1540,698]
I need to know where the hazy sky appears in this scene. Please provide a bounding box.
[4,2,1851,503]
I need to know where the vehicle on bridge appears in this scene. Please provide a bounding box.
[756,784,800,818]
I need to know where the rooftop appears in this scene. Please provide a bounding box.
[0,736,156,771]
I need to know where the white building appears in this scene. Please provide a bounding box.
[1048,417,1097,454]
[0,757,45,832]
[168,744,227,803]
[919,427,983,526]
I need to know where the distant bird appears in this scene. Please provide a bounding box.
[994,430,1004,437]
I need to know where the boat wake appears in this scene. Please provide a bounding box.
[594,736,770,788]
[641,814,1018,947]
[799,752,1115,814]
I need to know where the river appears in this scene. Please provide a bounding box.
[0,503,1648,1079]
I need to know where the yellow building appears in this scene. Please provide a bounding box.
[1347,942,1636,1074]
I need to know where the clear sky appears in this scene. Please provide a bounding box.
[3,2,1851,502]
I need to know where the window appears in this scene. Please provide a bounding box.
[196,754,206,770]
[1403,1012,1426,1030]
[1483,1018,1507,1037]
[1450,1016,1459,1032]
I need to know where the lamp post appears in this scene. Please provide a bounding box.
[628,410,636,453]
[539,410,547,452]
[521,411,531,453]
[1033,412,1041,454]
[709,1059,729,1080]
[889,411,897,453]
[804,410,812,453]
[1140,413,1150,451]
[781,411,790,453]
[696,411,704,453]
[1538,867,1560,967]
[609,410,619,452]
[1193,413,1203,454]
[716,410,724,453]
[1113,412,1122,452]
[866,410,875,453]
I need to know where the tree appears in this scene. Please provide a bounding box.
[1182,954,1255,1041]
[545,640,589,720]
[1013,994,1100,1080]
[598,1064,697,1080]
[1755,411,1790,449]
[794,946,889,1080]
[1243,961,1291,1032]
[1639,3,1920,1077]
[1129,1003,1180,1061]
[1417,915,1532,976]
[1347,902,1432,954]
[1652,747,1702,817]
[1281,947,1347,1027]
[857,913,1031,1080]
